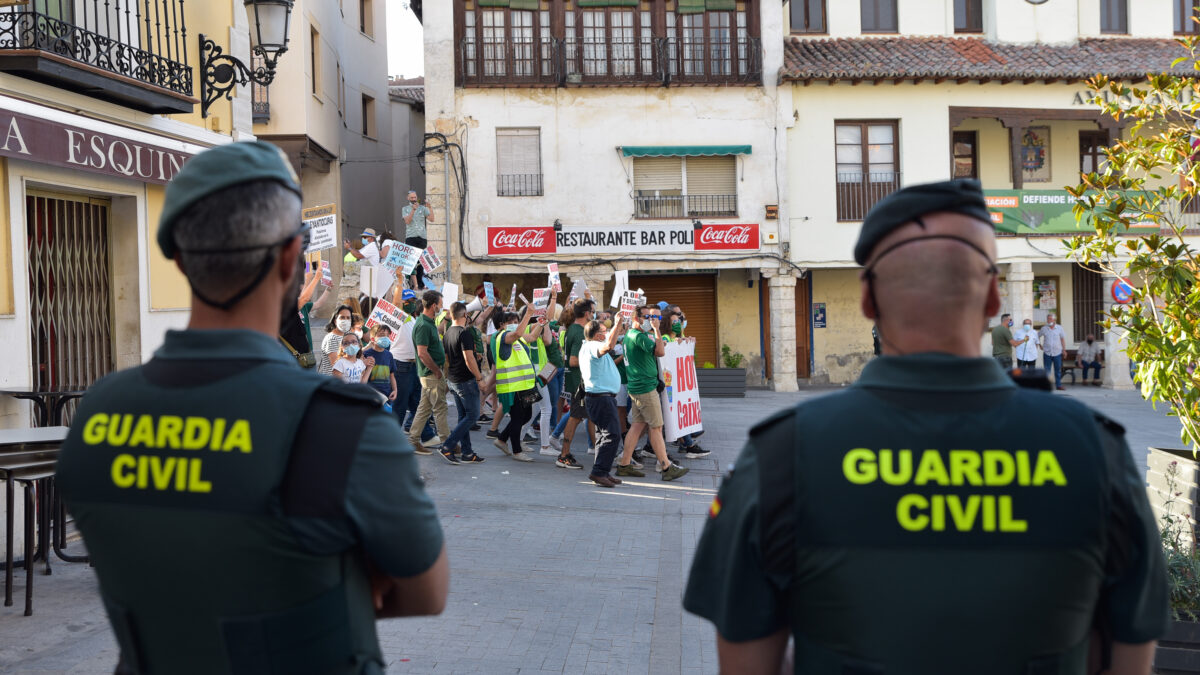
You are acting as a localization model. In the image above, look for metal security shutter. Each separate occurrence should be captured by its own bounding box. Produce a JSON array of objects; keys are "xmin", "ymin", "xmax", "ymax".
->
[
  {"xmin": 685, "ymin": 156, "xmax": 736, "ymax": 195},
  {"xmin": 496, "ymin": 128, "xmax": 541, "ymax": 175},
  {"xmin": 629, "ymin": 273, "xmax": 717, "ymax": 365},
  {"xmin": 633, "ymin": 157, "xmax": 683, "ymax": 191}
]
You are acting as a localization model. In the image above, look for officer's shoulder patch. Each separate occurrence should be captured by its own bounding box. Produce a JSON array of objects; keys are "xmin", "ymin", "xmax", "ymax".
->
[
  {"xmin": 1093, "ymin": 411, "xmax": 1126, "ymax": 437},
  {"xmin": 316, "ymin": 380, "xmax": 385, "ymax": 408},
  {"xmin": 749, "ymin": 407, "xmax": 796, "ymax": 438}
]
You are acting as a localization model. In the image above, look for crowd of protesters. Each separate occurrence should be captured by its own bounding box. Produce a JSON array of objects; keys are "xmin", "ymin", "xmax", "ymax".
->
[{"xmin": 285, "ymin": 217, "xmax": 708, "ymax": 487}]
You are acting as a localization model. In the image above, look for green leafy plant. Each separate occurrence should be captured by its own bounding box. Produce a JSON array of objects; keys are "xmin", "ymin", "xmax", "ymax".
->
[
  {"xmin": 721, "ymin": 345, "xmax": 745, "ymax": 370},
  {"xmin": 1161, "ymin": 460, "xmax": 1200, "ymax": 619},
  {"xmin": 1065, "ymin": 45, "xmax": 1200, "ymax": 452},
  {"xmin": 701, "ymin": 361, "xmax": 716, "ymax": 369}
]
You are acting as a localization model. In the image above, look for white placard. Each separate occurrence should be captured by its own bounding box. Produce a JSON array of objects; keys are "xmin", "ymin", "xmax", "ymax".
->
[
  {"xmin": 442, "ymin": 281, "xmax": 460, "ymax": 303},
  {"xmin": 610, "ymin": 270, "xmax": 629, "ymax": 308},
  {"xmin": 302, "ymin": 203, "xmax": 337, "ymax": 253},
  {"xmin": 659, "ymin": 340, "xmax": 703, "ymax": 442}
]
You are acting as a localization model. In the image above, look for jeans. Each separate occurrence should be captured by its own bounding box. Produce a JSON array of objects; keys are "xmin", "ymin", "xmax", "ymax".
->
[
  {"xmin": 548, "ymin": 369, "xmax": 564, "ymax": 425},
  {"xmin": 584, "ymin": 394, "xmax": 620, "ymax": 478},
  {"xmin": 408, "ymin": 375, "xmax": 449, "ymax": 447},
  {"xmin": 1043, "ymin": 353, "xmax": 1064, "ymax": 388},
  {"xmin": 500, "ymin": 394, "xmax": 532, "ymax": 454},
  {"xmin": 994, "ymin": 356, "xmax": 1012, "ymax": 370},
  {"xmin": 446, "ymin": 379, "xmax": 481, "ymax": 456},
  {"xmin": 395, "ymin": 361, "xmax": 435, "ymax": 442},
  {"xmin": 552, "ymin": 399, "xmax": 571, "ymax": 437},
  {"xmin": 1080, "ymin": 360, "xmax": 1102, "ymax": 380}
]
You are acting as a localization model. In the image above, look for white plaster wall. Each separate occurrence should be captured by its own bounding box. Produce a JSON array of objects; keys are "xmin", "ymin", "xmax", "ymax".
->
[
  {"xmin": 1128, "ymin": 0, "xmax": 1175, "ymax": 38},
  {"xmin": 987, "ymin": 0, "xmax": 1078, "ymax": 44}
]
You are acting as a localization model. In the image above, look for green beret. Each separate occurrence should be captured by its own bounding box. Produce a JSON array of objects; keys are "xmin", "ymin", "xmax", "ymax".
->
[
  {"xmin": 156, "ymin": 141, "xmax": 302, "ymax": 258},
  {"xmin": 854, "ymin": 179, "xmax": 993, "ymax": 266}
]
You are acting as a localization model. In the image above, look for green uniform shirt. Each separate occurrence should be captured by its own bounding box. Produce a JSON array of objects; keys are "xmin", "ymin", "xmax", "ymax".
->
[
  {"xmin": 623, "ymin": 329, "xmax": 659, "ymax": 396},
  {"xmin": 991, "ymin": 323, "xmax": 1014, "ymax": 358},
  {"xmin": 684, "ymin": 353, "xmax": 1168, "ymax": 669},
  {"xmin": 563, "ymin": 323, "xmax": 585, "ymax": 393},
  {"xmin": 413, "ymin": 313, "xmax": 446, "ymax": 377}
]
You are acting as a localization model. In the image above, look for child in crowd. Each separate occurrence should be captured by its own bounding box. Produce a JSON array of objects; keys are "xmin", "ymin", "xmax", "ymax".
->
[{"xmin": 332, "ymin": 333, "xmax": 371, "ymax": 384}]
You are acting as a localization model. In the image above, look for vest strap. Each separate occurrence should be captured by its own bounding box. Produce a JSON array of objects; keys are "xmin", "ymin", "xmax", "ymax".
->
[
  {"xmin": 756, "ymin": 411, "xmax": 799, "ymax": 582},
  {"xmin": 281, "ymin": 384, "xmax": 374, "ymax": 518}
]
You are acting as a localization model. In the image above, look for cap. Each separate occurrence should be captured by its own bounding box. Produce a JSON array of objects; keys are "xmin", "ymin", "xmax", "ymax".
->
[
  {"xmin": 362, "ymin": 228, "xmax": 378, "ymax": 238},
  {"xmin": 402, "ymin": 289, "xmax": 417, "ymax": 300},
  {"xmin": 657, "ymin": 301, "xmax": 669, "ymax": 311},
  {"xmin": 157, "ymin": 141, "xmax": 301, "ymax": 259},
  {"xmin": 854, "ymin": 179, "xmax": 993, "ymax": 266}
]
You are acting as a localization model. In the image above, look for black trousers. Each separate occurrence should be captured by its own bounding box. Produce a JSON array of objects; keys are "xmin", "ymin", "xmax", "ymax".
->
[
  {"xmin": 500, "ymin": 395, "xmax": 532, "ymax": 455},
  {"xmin": 406, "ymin": 236, "xmax": 428, "ymax": 288}
]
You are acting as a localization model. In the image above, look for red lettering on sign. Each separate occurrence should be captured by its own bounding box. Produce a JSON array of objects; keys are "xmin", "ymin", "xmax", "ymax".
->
[
  {"xmin": 694, "ymin": 224, "xmax": 760, "ymax": 251},
  {"xmin": 678, "ymin": 400, "xmax": 702, "ymax": 428},
  {"xmin": 487, "ymin": 226, "xmax": 557, "ymax": 256}
]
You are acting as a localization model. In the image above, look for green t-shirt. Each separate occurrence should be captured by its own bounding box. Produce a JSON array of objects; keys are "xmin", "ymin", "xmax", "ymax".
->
[
  {"xmin": 469, "ymin": 326, "xmax": 485, "ymax": 356},
  {"xmin": 544, "ymin": 332, "xmax": 565, "ymax": 368},
  {"xmin": 623, "ymin": 329, "xmax": 659, "ymax": 396},
  {"xmin": 991, "ymin": 324, "xmax": 1014, "ymax": 358},
  {"xmin": 413, "ymin": 314, "xmax": 446, "ymax": 377},
  {"xmin": 563, "ymin": 323, "xmax": 585, "ymax": 393}
]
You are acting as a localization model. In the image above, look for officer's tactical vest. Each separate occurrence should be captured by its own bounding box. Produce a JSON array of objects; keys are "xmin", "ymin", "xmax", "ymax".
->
[
  {"xmin": 57, "ymin": 358, "xmax": 386, "ymax": 674},
  {"xmin": 756, "ymin": 386, "xmax": 1109, "ymax": 674},
  {"xmin": 494, "ymin": 329, "xmax": 536, "ymax": 394}
]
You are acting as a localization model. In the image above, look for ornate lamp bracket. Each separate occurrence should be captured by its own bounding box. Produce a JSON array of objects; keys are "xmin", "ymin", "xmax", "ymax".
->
[{"xmin": 200, "ymin": 34, "xmax": 280, "ymax": 118}]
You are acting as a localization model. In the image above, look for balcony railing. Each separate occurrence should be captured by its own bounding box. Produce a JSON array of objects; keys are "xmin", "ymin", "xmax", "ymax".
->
[
  {"xmin": 836, "ymin": 172, "xmax": 902, "ymax": 222},
  {"xmin": 498, "ymin": 173, "xmax": 543, "ymax": 197},
  {"xmin": 635, "ymin": 194, "xmax": 737, "ymax": 219},
  {"xmin": 0, "ymin": 0, "xmax": 192, "ymax": 113},
  {"xmin": 251, "ymin": 53, "xmax": 269, "ymax": 122},
  {"xmin": 460, "ymin": 36, "xmax": 762, "ymax": 87}
]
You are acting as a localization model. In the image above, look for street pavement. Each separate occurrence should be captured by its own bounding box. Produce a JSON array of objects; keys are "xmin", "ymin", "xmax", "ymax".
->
[{"xmin": 0, "ymin": 383, "xmax": 1186, "ymax": 674}]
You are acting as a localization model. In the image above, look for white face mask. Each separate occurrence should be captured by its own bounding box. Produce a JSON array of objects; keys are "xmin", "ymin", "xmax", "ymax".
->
[
  {"xmin": 1048, "ymin": 319, "xmax": 1055, "ymax": 326},
  {"xmin": 1023, "ymin": 324, "xmax": 1032, "ymax": 330},
  {"xmin": 641, "ymin": 319, "xmax": 653, "ymax": 332},
  {"xmin": 336, "ymin": 318, "xmax": 351, "ymax": 332}
]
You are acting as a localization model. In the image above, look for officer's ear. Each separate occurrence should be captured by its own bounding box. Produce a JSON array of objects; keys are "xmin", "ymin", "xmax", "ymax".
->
[{"xmin": 860, "ymin": 273, "xmax": 878, "ymax": 321}]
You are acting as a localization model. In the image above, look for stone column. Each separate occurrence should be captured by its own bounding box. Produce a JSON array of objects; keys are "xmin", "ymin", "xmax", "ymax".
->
[
  {"xmin": 1007, "ymin": 261, "xmax": 1034, "ymax": 326},
  {"xmin": 766, "ymin": 271, "xmax": 799, "ymax": 392},
  {"xmin": 1100, "ymin": 274, "xmax": 1136, "ymax": 390}
]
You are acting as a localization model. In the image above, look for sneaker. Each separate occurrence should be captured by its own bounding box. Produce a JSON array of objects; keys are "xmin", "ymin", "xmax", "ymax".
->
[
  {"xmin": 556, "ymin": 454, "xmax": 583, "ymax": 470},
  {"xmin": 631, "ymin": 450, "xmax": 647, "ymax": 465},
  {"xmin": 460, "ymin": 453, "xmax": 486, "ymax": 463},
  {"xmin": 479, "ymin": 413, "xmax": 493, "ymax": 423},
  {"xmin": 486, "ymin": 429, "xmax": 499, "ymax": 439},
  {"xmin": 586, "ymin": 446, "xmax": 596, "ymax": 456},
  {"xmin": 519, "ymin": 443, "xmax": 535, "ymax": 454},
  {"xmin": 539, "ymin": 445, "xmax": 558, "ymax": 456},
  {"xmin": 440, "ymin": 448, "xmax": 460, "ymax": 465},
  {"xmin": 512, "ymin": 452, "xmax": 534, "ymax": 462},
  {"xmin": 471, "ymin": 423, "xmax": 481, "ymax": 431},
  {"xmin": 549, "ymin": 435, "xmax": 563, "ymax": 451},
  {"xmin": 683, "ymin": 446, "xmax": 711, "ymax": 459},
  {"xmin": 412, "ymin": 441, "xmax": 432, "ymax": 456},
  {"xmin": 493, "ymin": 438, "xmax": 513, "ymax": 456},
  {"xmin": 523, "ymin": 432, "xmax": 538, "ymax": 443},
  {"xmin": 629, "ymin": 458, "xmax": 644, "ymax": 470},
  {"xmin": 661, "ymin": 463, "xmax": 690, "ymax": 482},
  {"xmin": 616, "ymin": 464, "xmax": 645, "ymax": 478}
]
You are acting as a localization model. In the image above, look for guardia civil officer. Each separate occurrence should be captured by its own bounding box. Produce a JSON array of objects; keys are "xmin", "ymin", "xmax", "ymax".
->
[
  {"xmin": 683, "ymin": 179, "xmax": 1168, "ymax": 674},
  {"xmin": 56, "ymin": 142, "xmax": 448, "ymax": 674}
]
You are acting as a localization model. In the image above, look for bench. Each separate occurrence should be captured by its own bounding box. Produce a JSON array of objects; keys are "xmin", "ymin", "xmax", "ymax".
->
[{"xmin": 1060, "ymin": 348, "xmax": 1105, "ymax": 385}]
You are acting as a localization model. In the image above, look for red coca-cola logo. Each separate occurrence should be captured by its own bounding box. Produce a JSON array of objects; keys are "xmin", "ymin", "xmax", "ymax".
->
[
  {"xmin": 694, "ymin": 224, "xmax": 759, "ymax": 251},
  {"xmin": 487, "ymin": 226, "xmax": 557, "ymax": 255}
]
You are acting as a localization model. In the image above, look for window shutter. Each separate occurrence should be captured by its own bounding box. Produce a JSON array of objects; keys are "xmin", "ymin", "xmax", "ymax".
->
[
  {"xmin": 628, "ymin": 274, "xmax": 718, "ymax": 366},
  {"xmin": 578, "ymin": 0, "xmax": 639, "ymax": 5},
  {"xmin": 510, "ymin": 0, "xmax": 540, "ymax": 8},
  {"xmin": 685, "ymin": 156, "xmax": 736, "ymax": 195},
  {"xmin": 497, "ymin": 129, "xmax": 541, "ymax": 176},
  {"xmin": 634, "ymin": 157, "xmax": 683, "ymax": 191},
  {"xmin": 706, "ymin": 0, "xmax": 736, "ymax": 9}
]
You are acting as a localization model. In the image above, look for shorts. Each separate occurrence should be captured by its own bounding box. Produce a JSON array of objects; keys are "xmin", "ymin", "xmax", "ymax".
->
[
  {"xmin": 617, "ymin": 384, "xmax": 629, "ymax": 408},
  {"xmin": 629, "ymin": 390, "xmax": 664, "ymax": 427},
  {"xmin": 569, "ymin": 386, "xmax": 589, "ymax": 420}
]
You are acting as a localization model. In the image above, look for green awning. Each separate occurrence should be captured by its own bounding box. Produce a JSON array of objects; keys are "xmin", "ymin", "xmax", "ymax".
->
[
  {"xmin": 621, "ymin": 145, "xmax": 752, "ymax": 158},
  {"xmin": 510, "ymin": 0, "xmax": 540, "ymax": 8},
  {"xmin": 676, "ymin": 0, "xmax": 706, "ymax": 13}
]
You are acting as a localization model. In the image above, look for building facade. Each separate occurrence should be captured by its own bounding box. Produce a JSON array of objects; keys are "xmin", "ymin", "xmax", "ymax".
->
[
  {"xmin": 783, "ymin": 0, "xmax": 1197, "ymax": 385},
  {"xmin": 390, "ymin": 76, "xmax": 427, "ymax": 225},
  {"xmin": 423, "ymin": 0, "xmax": 798, "ymax": 388}
]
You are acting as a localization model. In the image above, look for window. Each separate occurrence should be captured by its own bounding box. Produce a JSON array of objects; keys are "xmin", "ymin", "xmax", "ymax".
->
[
  {"xmin": 564, "ymin": 7, "xmax": 653, "ymax": 80},
  {"xmin": 496, "ymin": 128, "xmax": 543, "ymax": 197},
  {"xmin": 632, "ymin": 156, "xmax": 738, "ymax": 219},
  {"xmin": 952, "ymin": 131, "xmax": 978, "ymax": 179},
  {"xmin": 1079, "ymin": 130, "xmax": 1109, "ymax": 175},
  {"xmin": 791, "ymin": 0, "xmax": 827, "ymax": 33},
  {"xmin": 861, "ymin": 0, "xmax": 897, "ymax": 32},
  {"xmin": 1176, "ymin": 0, "xmax": 1200, "ymax": 34},
  {"xmin": 954, "ymin": 0, "xmax": 982, "ymax": 33},
  {"xmin": 310, "ymin": 27, "xmax": 320, "ymax": 96},
  {"xmin": 835, "ymin": 120, "xmax": 899, "ymax": 221},
  {"xmin": 360, "ymin": 0, "xmax": 374, "ymax": 36},
  {"xmin": 1100, "ymin": 0, "xmax": 1128, "ymax": 33},
  {"xmin": 361, "ymin": 94, "xmax": 375, "ymax": 138}
]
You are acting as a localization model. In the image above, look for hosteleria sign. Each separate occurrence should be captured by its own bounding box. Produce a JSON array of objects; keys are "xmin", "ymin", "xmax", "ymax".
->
[{"xmin": 487, "ymin": 223, "xmax": 759, "ymax": 256}]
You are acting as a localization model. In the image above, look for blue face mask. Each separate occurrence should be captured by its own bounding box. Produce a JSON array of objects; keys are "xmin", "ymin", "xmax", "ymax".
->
[
  {"xmin": 343, "ymin": 344, "xmax": 360, "ymax": 357},
  {"xmin": 681, "ymin": 320, "xmax": 687, "ymax": 330},
  {"xmin": 376, "ymin": 337, "xmax": 392, "ymax": 349},
  {"xmin": 361, "ymin": 237, "xmax": 370, "ymax": 245}
]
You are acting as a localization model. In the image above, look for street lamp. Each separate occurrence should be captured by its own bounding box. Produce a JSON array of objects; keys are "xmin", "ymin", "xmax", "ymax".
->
[{"xmin": 200, "ymin": 0, "xmax": 295, "ymax": 119}]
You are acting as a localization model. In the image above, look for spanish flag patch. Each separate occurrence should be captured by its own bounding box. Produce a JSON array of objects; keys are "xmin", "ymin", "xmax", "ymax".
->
[{"xmin": 708, "ymin": 496, "xmax": 722, "ymax": 519}]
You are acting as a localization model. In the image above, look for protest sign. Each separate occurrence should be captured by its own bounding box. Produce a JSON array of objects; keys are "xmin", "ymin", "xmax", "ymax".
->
[
  {"xmin": 420, "ymin": 245, "xmax": 443, "ymax": 273},
  {"xmin": 548, "ymin": 263, "xmax": 562, "ymax": 293},
  {"xmin": 302, "ymin": 204, "xmax": 337, "ymax": 253},
  {"xmin": 509, "ymin": 284, "xmax": 518, "ymax": 309},
  {"xmin": 443, "ymin": 281, "xmax": 460, "ymax": 304},
  {"xmin": 484, "ymin": 281, "xmax": 496, "ymax": 306},
  {"xmin": 610, "ymin": 270, "xmax": 629, "ymax": 308},
  {"xmin": 382, "ymin": 242, "xmax": 423, "ymax": 275},
  {"xmin": 364, "ymin": 298, "xmax": 410, "ymax": 333},
  {"xmin": 659, "ymin": 340, "xmax": 703, "ymax": 441},
  {"xmin": 567, "ymin": 279, "xmax": 587, "ymax": 304},
  {"xmin": 618, "ymin": 289, "xmax": 643, "ymax": 325},
  {"xmin": 533, "ymin": 288, "xmax": 551, "ymax": 320},
  {"xmin": 320, "ymin": 260, "xmax": 332, "ymax": 288}
]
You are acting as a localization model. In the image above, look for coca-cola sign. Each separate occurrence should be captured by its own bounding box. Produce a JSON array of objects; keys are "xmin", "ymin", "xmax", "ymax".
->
[
  {"xmin": 694, "ymin": 223, "xmax": 760, "ymax": 251},
  {"xmin": 487, "ymin": 226, "xmax": 556, "ymax": 255}
]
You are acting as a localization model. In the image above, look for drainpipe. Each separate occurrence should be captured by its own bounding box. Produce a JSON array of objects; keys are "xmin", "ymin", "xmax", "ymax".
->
[{"xmin": 444, "ymin": 147, "xmax": 451, "ymax": 284}]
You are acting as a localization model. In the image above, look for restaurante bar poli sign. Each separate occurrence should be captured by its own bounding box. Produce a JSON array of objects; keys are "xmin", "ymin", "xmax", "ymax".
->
[{"xmin": 487, "ymin": 223, "xmax": 760, "ymax": 256}]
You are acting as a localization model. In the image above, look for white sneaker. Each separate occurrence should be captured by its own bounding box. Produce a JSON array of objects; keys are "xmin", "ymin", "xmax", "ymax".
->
[
  {"xmin": 512, "ymin": 452, "xmax": 534, "ymax": 462},
  {"xmin": 493, "ymin": 439, "xmax": 512, "ymax": 456},
  {"xmin": 519, "ymin": 443, "xmax": 535, "ymax": 454},
  {"xmin": 539, "ymin": 445, "xmax": 557, "ymax": 456},
  {"xmin": 630, "ymin": 458, "xmax": 644, "ymax": 470},
  {"xmin": 549, "ymin": 436, "xmax": 563, "ymax": 451},
  {"xmin": 587, "ymin": 446, "xmax": 596, "ymax": 456}
]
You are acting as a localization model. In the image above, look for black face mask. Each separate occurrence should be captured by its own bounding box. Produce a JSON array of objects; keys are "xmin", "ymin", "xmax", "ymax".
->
[
  {"xmin": 280, "ymin": 254, "xmax": 304, "ymax": 332},
  {"xmin": 1087, "ymin": 339, "xmax": 1094, "ymax": 344}
]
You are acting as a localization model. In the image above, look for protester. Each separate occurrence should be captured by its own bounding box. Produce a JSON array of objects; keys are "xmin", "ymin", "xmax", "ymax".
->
[
  {"xmin": 552, "ymin": 298, "xmax": 595, "ymax": 469},
  {"xmin": 332, "ymin": 333, "xmax": 370, "ymax": 384},
  {"xmin": 616, "ymin": 306, "xmax": 690, "ymax": 481},
  {"xmin": 408, "ymin": 290, "xmax": 450, "ymax": 454},
  {"xmin": 442, "ymin": 302, "xmax": 486, "ymax": 464},
  {"xmin": 990, "ymin": 313, "xmax": 1022, "ymax": 370},
  {"xmin": 402, "ymin": 191, "xmax": 434, "ymax": 289},
  {"xmin": 493, "ymin": 308, "xmax": 539, "ymax": 461},
  {"xmin": 1039, "ymin": 312, "xmax": 1068, "ymax": 390},
  {"xmin": 1077, "ymin": 333, "xmax": 1103, "ymax": 386},
  {"xmin": 320, "ymin": 304, "xmax": 355, "ymax": 375},
  {"xmin": 362, "ymin": 325, "xmax": 398, "ymax": 405},
  {"xmin": 1014, "ymin": 318, "xmax": 1038, "ymax": 369},
  {"xmin": 524, "ymin": 317, "xmax": 558, "ymax": 458},
  {"xmin": 578, "ymin": 319, "xmax": 629, "ymax": 488},
  {"xmin": 545, "ymin": 306, "xmax": 566, "ymax": 426}
]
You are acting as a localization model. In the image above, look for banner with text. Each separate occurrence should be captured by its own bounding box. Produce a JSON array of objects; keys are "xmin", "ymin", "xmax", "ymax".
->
[
  {"xmin": 383, "ymin": 242, "xmax": 423, "ymax": 275},
  {"xmin": 659, "ymin": 340, "xmax": 703, "ymax": 442},
  {"xmin": 302, "ymin": 203, "xmax": 337, "ymax": 253},
  {"xmin": 983, "ymin": 190, "xmax": 1156, "ymax": 234},
  {"xmin": 364, "ymin": 298, "xmax": 411, "ymax": 333},
  {"xmin": 487, "ymin": 224, "xmax": 760, "ymax": 256}
]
